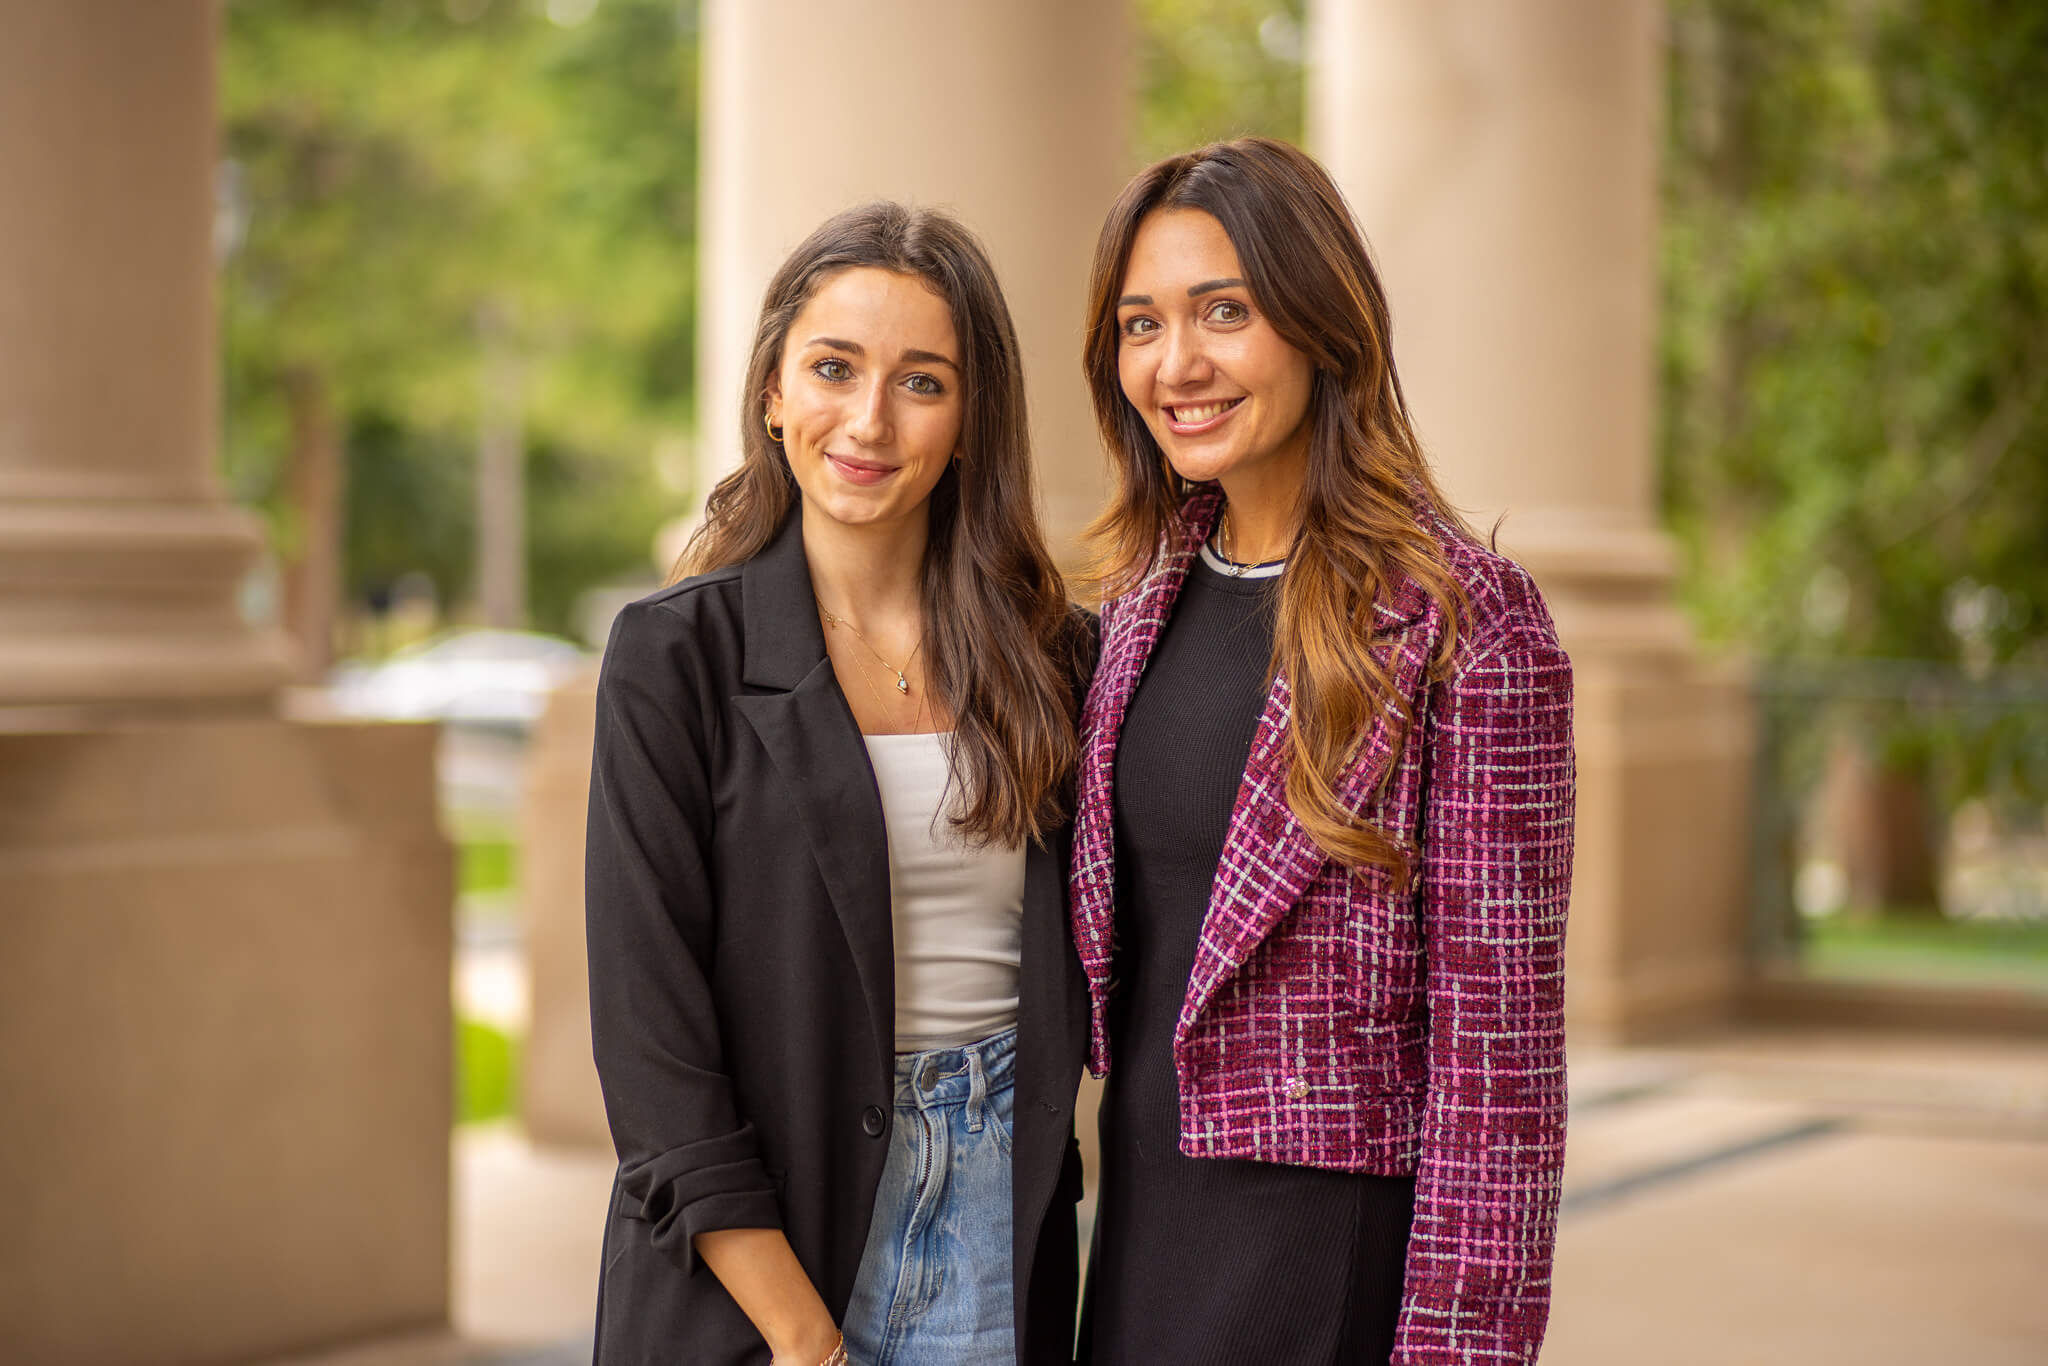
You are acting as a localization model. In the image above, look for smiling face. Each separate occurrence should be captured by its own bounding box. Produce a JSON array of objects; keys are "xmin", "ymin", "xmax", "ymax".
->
[
  {"xmin": 767, "ymin": 267, "xmax": 964, "ymax": 535},
  {"xmin": 1115, "ymin": 207, "xmax": 1316, "ymax": 495}
]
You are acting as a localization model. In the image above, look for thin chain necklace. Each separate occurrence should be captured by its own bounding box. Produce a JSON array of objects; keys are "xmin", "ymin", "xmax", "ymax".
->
[
  {"xmin": 819, "ymin": 606, "xmax": 922, "ymax": 696},
  {"xmin": 1216, "ymin": 507, "xmax": 1289, "ymax": 578},
  {"xmin": 825, "ymin": 611, "xmax": 931, "ymax": 734},
  {"xmin": 841, "ymin": 639, "xmax": 930, "ymax": 732}
]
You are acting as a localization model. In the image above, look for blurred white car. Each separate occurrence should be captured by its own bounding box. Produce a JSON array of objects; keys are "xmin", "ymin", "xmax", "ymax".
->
[{"xmin": 327, "ymin": 629, "xmax": 590, "ymax": 731}]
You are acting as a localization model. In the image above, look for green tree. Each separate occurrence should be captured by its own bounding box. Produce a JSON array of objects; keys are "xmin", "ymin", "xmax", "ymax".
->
[
  {"xmin": 1662, "ymin": 0, "xmax": 2048, "ymax": 913},
  {"xmin": 1135, "ymin": 0, "xmax": 1306, "ymax": 163},
  {"xmin": 1661, "ymin": 0, "xmax": 2048, "ymax": 666},
  {"xmin": 221, "ymin": 0, "xmax": 696, "ymax": 653}
]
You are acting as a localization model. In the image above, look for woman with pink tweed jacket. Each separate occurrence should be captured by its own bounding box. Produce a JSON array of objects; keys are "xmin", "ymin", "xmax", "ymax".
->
[{"xmin": 1068, "ymin": 138, "xmax": 1575, "ymax": 1365}]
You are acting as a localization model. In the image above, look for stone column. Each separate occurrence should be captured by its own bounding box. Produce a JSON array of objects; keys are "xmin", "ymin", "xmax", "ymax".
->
[
  {"xmin": 0, "ymin": 5, "xmax": 453, "ymax": 1361},
  {"xmin": 524, "ymin": 0, "xmax": 1134, "ymax": 1144},
  {"xmin": 0, "ymin": 3, "xmax": 295, "ymax": 710},
  {"xmin": 1308, "ymin": 0, "xmax": 1754, "ymax": 1039},
  {"xmin": 520, "ymin": 668, "xmax": 609, "ymax": 1149}
]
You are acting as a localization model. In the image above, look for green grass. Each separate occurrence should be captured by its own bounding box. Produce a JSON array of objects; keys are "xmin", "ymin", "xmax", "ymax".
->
[
  {"xmin": 456, "ymin": 1015, "xmax": 522, "ymax": 1125},
  {"xmin": 1801, "ymin": 913, "xmax": 2048, "ymax": 993},
  {"xmin": 458, "ymin": 834, "xmax": 518, "ymax": 898}
]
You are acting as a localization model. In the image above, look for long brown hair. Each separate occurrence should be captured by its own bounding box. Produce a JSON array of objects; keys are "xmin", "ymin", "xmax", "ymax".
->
[
  {"xmin": 1082, "ymin": 137, "xmax": 1471, "ymax": 881},
  {"xmin": 679, "ymin": 202, "xmax": 1085, "ymax": 847}
]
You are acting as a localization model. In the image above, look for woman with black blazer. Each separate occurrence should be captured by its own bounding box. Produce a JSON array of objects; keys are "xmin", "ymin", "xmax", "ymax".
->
[
  {"xmin": 585, "ymin": 202, "xmax": 1092, "ymax": 1366},
  {"xmin": 1070, "ymin": 139, "xmax": 1575, "ymax": 1364}
]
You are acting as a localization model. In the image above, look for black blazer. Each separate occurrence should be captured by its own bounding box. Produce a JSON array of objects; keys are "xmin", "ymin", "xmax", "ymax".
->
[{"xmin": 585, "ymin": 509, "xmax": 1091, "ymax": 1366}]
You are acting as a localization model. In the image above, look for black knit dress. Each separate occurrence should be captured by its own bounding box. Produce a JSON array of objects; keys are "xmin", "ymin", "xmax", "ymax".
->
[{"xmin": 1079, "ymin": 554, "xmax": 1416, "ymax": 1366}]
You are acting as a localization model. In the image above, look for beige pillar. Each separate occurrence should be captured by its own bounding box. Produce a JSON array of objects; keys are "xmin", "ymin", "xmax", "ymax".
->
[
  {"xmin": 1309, "ymin": 0, "xmax": 1754, "ymax": 1039},
  {"xmin": 524, "ymin": 0, "xmax": 1134, "ymax": 1144},
  {"xmin": 521, "ymin": 668, "xmax": 609, "ymax": 1149},
  {"xmin": 0, "ymin": 2, "xmax": 295, "ymax": 710},
  {"xmin": 0, "ymin": 5, "xmax": 454, "ymax": 1360}
]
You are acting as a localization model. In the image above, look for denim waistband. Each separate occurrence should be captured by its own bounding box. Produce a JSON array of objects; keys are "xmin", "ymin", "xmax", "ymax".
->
[{"xmin": 889, "ymin": 1026, "xmax": 1017, "ymax": 1117}]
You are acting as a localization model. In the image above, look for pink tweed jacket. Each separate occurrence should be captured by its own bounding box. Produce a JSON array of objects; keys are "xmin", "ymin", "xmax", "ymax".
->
[{"xmin": 1069, "ymin": 488, "xmax": 1574, "ymax": 1366}]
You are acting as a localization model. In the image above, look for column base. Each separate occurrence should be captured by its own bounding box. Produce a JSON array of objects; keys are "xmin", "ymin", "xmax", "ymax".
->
[
  {"xmin": 519, "ymin": 670, "xmax": 612, "ymax": 1150},
  {"xmin": 1565, "ymin": 654, "xmax": 1757, "ymax": 1044},
  {"xmin": 0, "ymin": 717, "xmax": 454, "ymax": 1366},
  {"xmin": 0, "ymin": 498, "xmax": 296, "ymax": 709}
]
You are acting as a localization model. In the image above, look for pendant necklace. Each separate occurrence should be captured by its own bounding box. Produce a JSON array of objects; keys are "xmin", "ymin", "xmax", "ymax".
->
[{"xmin": 819, "ymin": 606, "xmax": 921, "ymax": 696}]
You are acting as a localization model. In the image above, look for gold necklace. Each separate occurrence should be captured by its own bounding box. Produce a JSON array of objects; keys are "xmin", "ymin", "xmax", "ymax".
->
[
  {"xmin": 832, "ymin": 627, "xmax": 932, "ymax": 734},
  {"xmin": 1218, "ymin": 507, "xmax": 1286, "ymax": 577},
  {"xmin": 819, "ymin": 606, "xmax": 921, "ymax": 696},
  {"xmin": 1219, "ymin": 509, "xmax": 1249, "ymax": 578},
  {"xmin": 845, "ymin": 645, "xmax": 902, "ymax": 718}
]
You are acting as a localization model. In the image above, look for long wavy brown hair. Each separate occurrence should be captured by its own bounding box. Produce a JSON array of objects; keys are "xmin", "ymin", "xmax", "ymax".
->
[
  {"xmin": 1083, "ymin": 137, "xmax": 1471, "ymax": 882},
  {"xmin": 678, "ymin": 202, "xmax": 1086, "ymax": 847}
]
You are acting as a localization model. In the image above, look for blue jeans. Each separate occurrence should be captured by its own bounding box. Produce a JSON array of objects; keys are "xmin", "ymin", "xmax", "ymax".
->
[{"xmin": 841, "ymin": 1027, "xmax": 1017, "ymax": 1366}]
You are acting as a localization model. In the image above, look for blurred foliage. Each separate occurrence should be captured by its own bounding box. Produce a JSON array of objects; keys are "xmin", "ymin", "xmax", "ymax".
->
[
  {"xmin": 1136, "ymin": 0, "xmax": 1305, "ymax": 162},
  {"xmin": 1661, "ymin": 0, "xmax": 2048, "ymax": 669},
  {"xmin": 343, "ymin": 411, "xmax": 475, "ymax": 609},
  {"xmin": 217, "ymin": 0, "xmax": 1310, "ymax": 645},
  {"xmin": 221, "ymin": 0, "xmax": 696, "ymax": 639},
  {"xmin": 458, "ymin": 829, "xmax": 519, "ymax": 899},
  {"xmin": 456, "ymin": 1014, "xmax": 519, "ymax": 1125},
  {"xmin": 1669, "ymin": 0, "xmax": 2048, "ymax": 923}
]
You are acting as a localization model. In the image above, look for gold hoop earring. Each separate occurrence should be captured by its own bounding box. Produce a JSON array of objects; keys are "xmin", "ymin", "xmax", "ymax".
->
[{"xmin": 764, "ymin": 410, "xmax": 784, "ymax": 444}]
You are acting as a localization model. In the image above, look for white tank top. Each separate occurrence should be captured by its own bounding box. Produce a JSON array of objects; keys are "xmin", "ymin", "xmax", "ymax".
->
[{"xmin": 861, "ymin": 731, "xmax": 1024, "ymax": 1051}]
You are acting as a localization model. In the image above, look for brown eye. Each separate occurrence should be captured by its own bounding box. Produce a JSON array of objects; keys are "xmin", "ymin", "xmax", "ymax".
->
[
  {"xmin": 1207, "ymin": 300, "xmax": 1249, "ymax": 324},
  {"xmin": 813, "ymin": 358, "xmax": 852, "ymax": 382}
]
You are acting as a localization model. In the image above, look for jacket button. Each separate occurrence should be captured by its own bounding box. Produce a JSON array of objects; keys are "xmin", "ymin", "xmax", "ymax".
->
[
  {"xmin": 861, "ymin": 1105, "xmax": 886, "ymax": 1138},
  {"xmin": 1283, "ymin": 1075, "xmax": 1310, "ymax": 1101}
]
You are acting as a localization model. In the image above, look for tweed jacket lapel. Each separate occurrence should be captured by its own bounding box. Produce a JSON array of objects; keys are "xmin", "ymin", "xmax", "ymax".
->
[
  {"xmin": 1070, "ymin": 485, "xmax": 1438, "ymax": 1075},
  {"xmin": 1069, "ymin": 488, "xmax": 1221, "ymax": 1073},
  {"xmin": 1174, "ymin": 581, "xmax": 1434, "ymax": 1050}
]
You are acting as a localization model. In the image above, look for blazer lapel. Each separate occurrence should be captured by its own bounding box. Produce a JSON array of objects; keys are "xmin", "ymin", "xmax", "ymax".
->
[
  {"xmin": 729, "ymin": 511, "xmax": 895, "ymax": 1074},
  {"xmin": 1070, "ymin": 488, "xmax": 1224, "ymax": 1074},
  {"xmin": 1176, "ymin": 559, "xmax": 1437, "ymax": 1046}
]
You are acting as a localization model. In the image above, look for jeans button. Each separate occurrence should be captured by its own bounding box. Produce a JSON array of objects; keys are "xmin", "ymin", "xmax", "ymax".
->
[
  {"xmin": 861, "ymin": 1105, "xmax": 886, "ymax": 1138},
  {"xmin": 917, "ymin": 1059, "xmax": 940, "ymax": 1092}
]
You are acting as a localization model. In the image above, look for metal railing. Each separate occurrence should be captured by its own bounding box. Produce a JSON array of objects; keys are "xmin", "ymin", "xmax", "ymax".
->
[{"xmin": 1749, "ymin": 661, "xmax": 2048, "ymax": 993}]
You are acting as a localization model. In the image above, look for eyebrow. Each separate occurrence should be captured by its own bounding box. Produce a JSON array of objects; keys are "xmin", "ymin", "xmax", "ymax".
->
[
  {"xmin": 1115, "ymin": 277, "xmax": 1249, "ymax": 309},
  {"xmin": 805, "ymin": 337, "xmax": 958, "ymax": 371}
]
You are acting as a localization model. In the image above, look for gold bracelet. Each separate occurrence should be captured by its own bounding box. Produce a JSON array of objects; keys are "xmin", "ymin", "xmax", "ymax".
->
[{"xmin": 818, "ymin": 1333, "xmax": 848, "ymax": 1366}]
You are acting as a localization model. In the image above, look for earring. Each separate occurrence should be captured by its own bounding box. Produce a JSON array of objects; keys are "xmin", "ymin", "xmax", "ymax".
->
[{"xmin": 764, "ymin": 410, "xmax": 784, "ymax": 444}]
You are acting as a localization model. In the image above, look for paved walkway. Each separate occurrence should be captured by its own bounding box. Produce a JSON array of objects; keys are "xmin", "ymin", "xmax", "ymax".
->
[
  {"xmin": 1547, "ymin": 1031, "xmax": 2047, "ymax": 1365},
  {"xmin": 269, "ymin": 1027, "xmax": 2048, "ymax": 1365}
]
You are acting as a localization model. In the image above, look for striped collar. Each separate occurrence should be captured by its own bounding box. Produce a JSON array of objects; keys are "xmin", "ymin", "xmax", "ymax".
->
[{"xmin": 1196, "ymin": 538, "xmax": 1286, "ymax": 579}]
